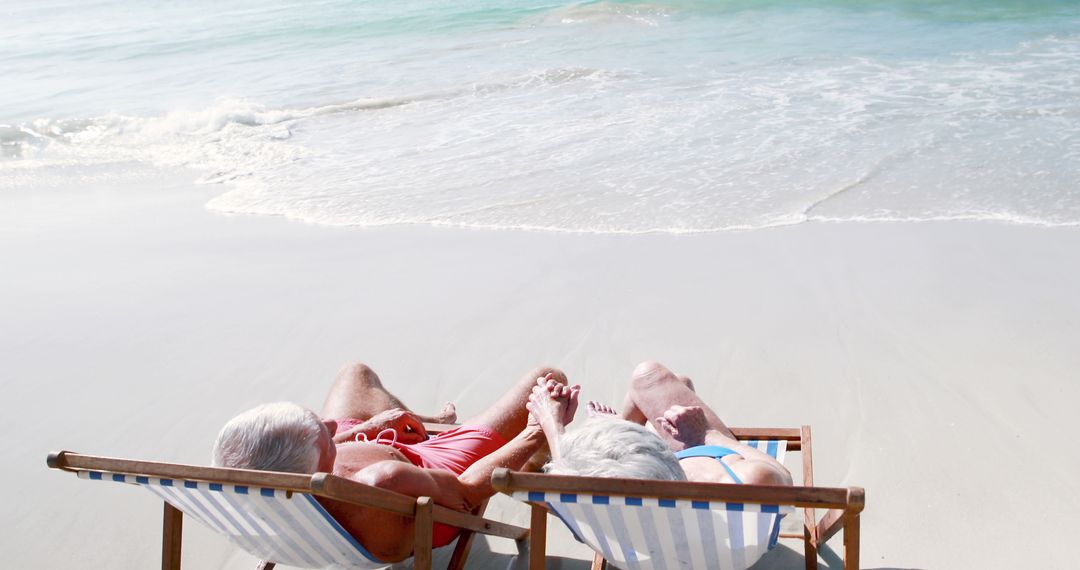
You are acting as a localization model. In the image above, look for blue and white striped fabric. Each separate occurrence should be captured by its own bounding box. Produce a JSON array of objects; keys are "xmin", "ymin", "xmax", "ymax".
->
[
  {"xmin": 76, "ymin": 470, "xmax": 386, "ymax": 569},
  {"xmin": 739, "ymin": 440, "xmax": 787, "ymax": 466},
  {"xmin": 513, "ymin": 439, "xmax": 792, "ymax": 570}
]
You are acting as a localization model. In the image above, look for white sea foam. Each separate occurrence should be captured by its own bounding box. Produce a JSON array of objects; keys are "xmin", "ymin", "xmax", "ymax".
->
[
  {"xmin": 538, "ymin": 2, "xmax": 675, "ymax": 27},
  {"xmin": 4, "ymin": 1, "xmax": 1079, "ymax": 233}
]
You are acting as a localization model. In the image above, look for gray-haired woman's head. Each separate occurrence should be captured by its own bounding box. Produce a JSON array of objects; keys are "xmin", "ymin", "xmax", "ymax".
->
[
  {"xmin": 212, "ymin": 402, "xmax": 326, "ymax": 474},
  {"xmin": 546, "ymin": 417, "xmax": 686, "ymax": 481}
]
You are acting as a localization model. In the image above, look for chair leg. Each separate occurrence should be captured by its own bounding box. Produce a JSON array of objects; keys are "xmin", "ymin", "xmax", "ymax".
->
[
  {"xmin": 255, "ymin": 562, "xmax": 275, "ymax": 570},
  {"xmin": 447, "ymin": 531, "xmax": 477, "ymax": 570},
  {"xmin": 529, "ymin": 504, "xmax": 547, "ymax": 570},
  {"xmin": 803, "ymin": 524, "xmax": 818, "ymax": 570},
  {"xmin": 162, "ymin": 502, "xmax": 183, "ymax": 570},
  {"xmin": 801, "ymin": 425, "xmax": 818, "ymax": 570},
  {"xmin": 843, "ymin": 513, "xmax": 860, "ymax": 570},
  {"xmin": 414, "ymin": 497, "xmax": 434, "ymax": 570},
  {"xmin": 590, "ymin": 552, "xmax": 607, "ymax": 570},
  {"xmin": 448, "ymin": 500, "xmax": 489, "ymax": 570}
]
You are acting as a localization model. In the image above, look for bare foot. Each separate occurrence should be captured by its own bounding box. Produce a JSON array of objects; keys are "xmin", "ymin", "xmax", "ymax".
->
[
  {"xmin": 434, "ymin": 402, "xmax": 457, "ymax": 424},
  {"xmin": 656, "ymin": 405, "xmax": 709, "ymax": 448},
  {"xmin": 586, "ymin": 400, "xmax": 618, "ymax": 418},
  {"xmin": 414, "ymin": 402, "xmax": 457, "ymax": 425}
]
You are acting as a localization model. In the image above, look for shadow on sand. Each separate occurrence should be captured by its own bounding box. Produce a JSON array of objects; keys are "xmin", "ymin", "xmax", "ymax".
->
[{"xmin": 390, "ymin": 537, "xmax": 922, "ymax": 570}]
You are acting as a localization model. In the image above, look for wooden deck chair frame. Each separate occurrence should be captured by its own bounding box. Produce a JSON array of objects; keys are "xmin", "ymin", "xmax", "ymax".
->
[
  {"xmin": 46, "ymin": 423, "xmax": 528, "ymax": 570},
  {"xmin": 491, "ymin": 425, "xmax": 864, "ymax": 570}
]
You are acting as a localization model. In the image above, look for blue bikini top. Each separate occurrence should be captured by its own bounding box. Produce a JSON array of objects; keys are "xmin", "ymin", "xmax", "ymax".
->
[{"xmin": 674, "ymin": 445, "xmax": 744, "ymax": 484}]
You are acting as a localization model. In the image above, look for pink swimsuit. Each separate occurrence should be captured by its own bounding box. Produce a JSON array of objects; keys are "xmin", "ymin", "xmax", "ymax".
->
[{"xmin": 332, "ymin": 419, "xmax": 507, "ymax": 547}]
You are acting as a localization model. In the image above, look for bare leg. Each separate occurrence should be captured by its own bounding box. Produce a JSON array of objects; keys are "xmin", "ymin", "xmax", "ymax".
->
[
  {"xmin": 624, "ymin": 361, "xmax": 735, "ymax": 451},
  {"xmin": 464, "ymin": 366, "xmax": 568, "ymax": 442},
  {"xmin": 628, "ymin": 361, "xmax": 793, "ymax": 485},
  {"xmin": 618, "ymin": 392, "xmax": 648, "ymax": 425},
  {"xmin": 321, "ymin": 362, "xmax": 456, "ymax": 423},
  {"xmin": 678, "ymin": 375, "xmax": 696, "ymax": 392},
  {"xmin": 620, "ymin": 370, "xmax": 696, "ymax": 427}
]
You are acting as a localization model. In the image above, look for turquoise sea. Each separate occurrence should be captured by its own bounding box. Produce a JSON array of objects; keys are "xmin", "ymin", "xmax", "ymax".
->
[{"xmin": 3, "ymin": 0, "xmax": 1079, "ymax": 232}]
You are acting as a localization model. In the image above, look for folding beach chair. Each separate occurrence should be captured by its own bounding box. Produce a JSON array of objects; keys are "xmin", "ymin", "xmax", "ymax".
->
[
  {"xmin": 47, "ymin": 425, "xmax": 529, "ymax": 570},
  {"xmin": 492, "ymin": 426, "xmax": 864, "ymax": 570}
]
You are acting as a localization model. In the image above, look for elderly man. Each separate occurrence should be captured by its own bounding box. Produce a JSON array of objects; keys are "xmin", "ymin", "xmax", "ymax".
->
[{"xmin": 213, "ymin": 361, "xmax": 571, "ymax": 563}]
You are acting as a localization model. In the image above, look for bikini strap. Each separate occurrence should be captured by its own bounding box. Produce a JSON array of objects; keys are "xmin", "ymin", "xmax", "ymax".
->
[
  {"xmin": 673, "ymin": 445, "xmax": 741, "ymax": 460},
  {"xmin": 674, "ymin": 445, "xmax": 744, "ymax": 484}
]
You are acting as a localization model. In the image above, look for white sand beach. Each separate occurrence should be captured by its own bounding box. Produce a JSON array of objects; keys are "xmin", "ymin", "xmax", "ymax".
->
[{"xmin": 4, "ymin": 172, "xmax": 1079, "ymax": 568}]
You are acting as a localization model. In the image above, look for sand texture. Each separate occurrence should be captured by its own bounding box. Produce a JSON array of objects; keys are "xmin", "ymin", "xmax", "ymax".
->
[{"xmin": 4, "ymin": 175, "xmax": 1079, "ymax": 569}]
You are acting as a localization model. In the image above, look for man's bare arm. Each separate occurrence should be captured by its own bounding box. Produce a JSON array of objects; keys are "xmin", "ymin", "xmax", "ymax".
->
[
  {"xmin": 332, "ymin": 409, "xmax": 429, "ymax": 445},
  {"xmin": 456, "ymin": 424, "xmax": 546, "ymax": 506},
  {"xmin": 354, "ymin": 460, "xmax": 475, "ymax": 511},
  {"xmin": 355, "ymin": 425, "xmax": 547, "ymax": 512}
]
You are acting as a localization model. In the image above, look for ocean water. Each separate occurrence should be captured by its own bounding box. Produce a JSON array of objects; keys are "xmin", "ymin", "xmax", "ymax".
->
[{"xmin": 3, "ymin": 0, "xmax": 1079, "ymax": 233}]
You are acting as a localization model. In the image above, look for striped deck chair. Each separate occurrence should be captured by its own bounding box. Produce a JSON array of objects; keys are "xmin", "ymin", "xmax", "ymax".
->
[
  {"xmin": 492, "ymin": 426, "xmax": 865, "ymax": 570},
  {"xmin": 47, "ymin": 429, "xmax": 528, "ymax": 570}
]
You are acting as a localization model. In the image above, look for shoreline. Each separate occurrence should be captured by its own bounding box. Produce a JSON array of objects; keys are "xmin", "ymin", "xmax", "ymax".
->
[{"xmin": 4, "ymin": 175, "xmax": 1079, "ymax": 568}]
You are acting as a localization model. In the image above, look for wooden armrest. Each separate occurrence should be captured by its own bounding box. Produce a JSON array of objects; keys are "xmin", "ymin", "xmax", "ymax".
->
[
  {"xmin": 814, "ymin": 487, "xmax": 866, "ymax": 547},
  {"xmin": 423, "ymin": 422, "xmax": 459, "ymax": 435},
  {"xmin": 493, "ymin": 469, "xmax": 860, "ymax": 511},
  {"xmin": 48, "ymin": 451, "xmax": 316, "ymax": 493},
  {"xmin": 431, "ymin": 504, "xmax": 528, "ymax": 541},
  {"xmin": 313, "ymin": 473, "xmax": 527, "ymax": 540}
]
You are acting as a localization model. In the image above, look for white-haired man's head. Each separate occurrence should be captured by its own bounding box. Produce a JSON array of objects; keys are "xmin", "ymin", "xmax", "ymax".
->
[
  {"xmin": 212, "ymin": 402, "xmax": 336, "ymax": 474},
  {"xmin": 546, "ymin": 417, "xmax": 686, "ymax": 481}
]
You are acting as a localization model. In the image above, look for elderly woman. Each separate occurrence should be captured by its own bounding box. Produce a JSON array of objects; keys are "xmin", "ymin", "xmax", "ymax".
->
[{"xmin": 528, "ymin": 361, "xmax": 792, "ymax": 486}]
